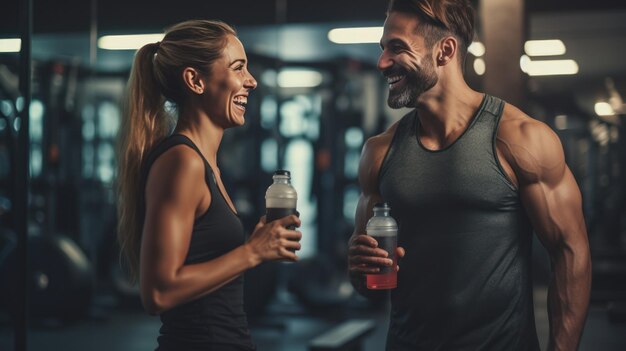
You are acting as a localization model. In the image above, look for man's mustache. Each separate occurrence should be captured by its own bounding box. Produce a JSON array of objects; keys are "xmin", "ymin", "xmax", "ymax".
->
[{"xmin": 382, "ymin": 66, "xmax": 406, "ymax": 78}]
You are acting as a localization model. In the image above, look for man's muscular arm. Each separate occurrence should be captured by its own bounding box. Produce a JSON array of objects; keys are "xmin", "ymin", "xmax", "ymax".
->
[
  {"xmin": 498, "ymin": 111, "xmax": 591, "ymax": 351},
  {"xmin": 348, "ymin": 124, "xmax": 404, "ymax": 299}
]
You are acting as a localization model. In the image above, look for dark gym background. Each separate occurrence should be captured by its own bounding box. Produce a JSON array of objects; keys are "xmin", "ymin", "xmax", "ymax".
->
[{"xmin": 1, "ymin": 0, "xmax": 626, "ymax": 350}]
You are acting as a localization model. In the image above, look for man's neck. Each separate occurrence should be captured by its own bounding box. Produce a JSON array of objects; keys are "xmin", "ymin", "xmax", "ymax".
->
[{"xmin": 414, "ymin": 77, "xmax": 484, "ymax": 148}]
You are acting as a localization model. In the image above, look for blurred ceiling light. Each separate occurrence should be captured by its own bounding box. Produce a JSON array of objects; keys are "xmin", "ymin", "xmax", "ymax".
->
[
  {"xmin": 523, "ymin": 59, "xmax": 579, "ymax": 76},
  {"xmin": 594, "ymin": 102, "xmax": 615, "ymax": 117},
  {"xmin": 554, "ymin": 114, "xmax": 568, "ymax": 130},
  {"xmin": 261, "ymin": 70, "xmax": 277, "ymax": 87},
  {"xmin": 473, "ymin": 58, "xmax": 486, "ymax": 75},
  {"xmin": 98, "ymin": 34, "xmax": 164, "ymax": 50},
  {"xmin": 524, "ymin": 39, "xmax": 566, "ymax": 56},
  {"xmin": 328, "ymin": 27, "xmax": 383, "ymax": 44},
  {"xmin": 0, "ymin": 38, "xmax": 21, "ymax": 53},
  {"xmin": 467, "ymin": 42, "xmax": 485, "ymax": 57},
  {"xmin": 277, "ymin": 69, "xmax": 323, "ymax": 88},
  {"xmin": 519, "ymin": 55, "xmax": 531, "ymax": 73}
]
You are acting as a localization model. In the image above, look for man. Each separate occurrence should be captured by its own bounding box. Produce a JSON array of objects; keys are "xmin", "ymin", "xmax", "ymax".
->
[{"xmin": 347, "ymin": 0, "xmax": 592, "ymax": 350}]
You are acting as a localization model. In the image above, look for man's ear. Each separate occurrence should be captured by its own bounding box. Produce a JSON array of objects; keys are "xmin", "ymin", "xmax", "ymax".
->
[
  {"xmin": 182, "ymin": 67, "xmax": 205, "ymax": 94},
  {"xmin": 437, "ymin": 36, "xmax": 458, "ymax": 66}
]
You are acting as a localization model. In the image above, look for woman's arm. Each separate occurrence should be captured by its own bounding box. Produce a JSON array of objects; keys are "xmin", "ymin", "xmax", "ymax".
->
[{"xmin": 140, "ymin": 145, "xmax": 300, "ymax": 314}]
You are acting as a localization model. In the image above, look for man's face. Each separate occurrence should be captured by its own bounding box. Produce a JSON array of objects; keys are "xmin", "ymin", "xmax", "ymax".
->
[{"xmin": 378, "ymin": 12, "xmax": 438, "ymax": 109}]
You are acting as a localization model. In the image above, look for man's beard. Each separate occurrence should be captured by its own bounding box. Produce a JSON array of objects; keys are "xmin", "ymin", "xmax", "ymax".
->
[{"xmin": 386, "ymin": 59, "xmax": 438, "ymax": 109}]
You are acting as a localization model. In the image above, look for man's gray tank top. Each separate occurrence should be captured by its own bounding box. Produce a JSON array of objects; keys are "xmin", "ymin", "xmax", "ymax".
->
[{"xmin": 379, "ymin": 95, "xmax": 540, "ymax": 350}]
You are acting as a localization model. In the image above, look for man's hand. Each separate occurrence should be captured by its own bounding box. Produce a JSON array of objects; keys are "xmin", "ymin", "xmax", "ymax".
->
[{"xmin": 348, "ymin": 234, "xmax": 405, "ymax": 275}]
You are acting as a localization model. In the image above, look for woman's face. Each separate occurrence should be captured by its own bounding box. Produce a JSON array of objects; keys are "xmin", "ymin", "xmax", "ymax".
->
[{"xmin": 203, "ymin": 35, "xmax": 257, "ymax": 128}]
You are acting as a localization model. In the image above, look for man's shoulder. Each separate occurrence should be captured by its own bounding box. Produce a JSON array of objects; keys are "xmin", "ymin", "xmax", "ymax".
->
[
  {"xmin": 358, "ymin": 112, "xmax": 412, "ymax": 187},
  {"xmin": 363, "ymin": 110, "xmax": 413, "ymax": 156},
  {"xmin": 498, "ymin": 102, "xmax": 557, "ymax": 146},
  {"xmin": 496, "ymin": 102, "xmax": 564, "ymax": 181}
]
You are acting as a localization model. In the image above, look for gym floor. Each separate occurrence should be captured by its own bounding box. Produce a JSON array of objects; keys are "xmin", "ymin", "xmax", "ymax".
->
[{"xmin": 0, "ymin": 287, "xmax": 624, "ymax": 351}]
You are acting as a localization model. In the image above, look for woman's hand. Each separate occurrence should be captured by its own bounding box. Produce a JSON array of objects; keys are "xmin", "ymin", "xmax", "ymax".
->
[{"xmin": 246, "ymin": 215, "xmax": 302, "ymax": 263}]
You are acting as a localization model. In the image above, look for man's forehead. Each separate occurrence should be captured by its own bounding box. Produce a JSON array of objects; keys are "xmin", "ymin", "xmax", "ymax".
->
[{"xmin": 383, "ymin": 12, "xmax": 421, "ymax": 38}]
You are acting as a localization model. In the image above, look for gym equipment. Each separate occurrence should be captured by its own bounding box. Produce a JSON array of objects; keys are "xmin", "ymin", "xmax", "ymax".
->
[
  {"xmin": 309, "ymin": 319, "xmax": 375, "ymax": 351},
  {"xmin": 0, "ymin": 64, "xmax": 18, "ymax": 229},
  {"xmin": 0, "ymin": 227, "xmax": 16, "ymax": 271},
  {"xmin": 107, "ymin": 246, "xmax": 141, "ymax": 307},
  {"xmin": 287, "ymin": 255, "xmax": 354, "ymax": 315},
  {"xmin": 0, "ymin": 233, "xmax": 94, "ymax": 321},
  {"xmin": 608, "ymin": 301, "xmax": 626, "ymax": 323}
]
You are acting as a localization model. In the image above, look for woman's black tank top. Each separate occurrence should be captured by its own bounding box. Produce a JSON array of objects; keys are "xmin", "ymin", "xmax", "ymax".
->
[{"xmin": 140, "ymin": 134, "xmax": 255, "ymax": 351}]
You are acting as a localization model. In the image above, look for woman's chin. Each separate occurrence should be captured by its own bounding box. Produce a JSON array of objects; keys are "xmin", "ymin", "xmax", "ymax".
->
[{"xmin": 227, "ymin": 114, "xmax": 246, "ymax": 128}]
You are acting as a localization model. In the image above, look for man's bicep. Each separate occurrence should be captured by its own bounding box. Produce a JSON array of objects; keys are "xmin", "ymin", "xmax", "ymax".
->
[
  {"xmin": 504, "ymin": 120, "xmax": 584, "ymax": 249},
  {"xmin": 520, "ymin": 165, "xmax": 587, "ymax": 253},
  {"xmin": 354, "ymin": 138, "xmax": 385, "ymax": 236}
]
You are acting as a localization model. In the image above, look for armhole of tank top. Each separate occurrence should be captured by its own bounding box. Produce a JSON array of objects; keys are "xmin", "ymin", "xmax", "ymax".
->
[
  {"xmin": 176, "ymin": 140, "xmax": 218, "ymax": 222},
  {"xmin": 172, "ymin": 135, "xmax": 240, "ymax": 217},
  {"xmin": 378, "ymin": 111, "xmax": 414, "ymax": 189},
  {"xmin": 141, "ymin": 136, "xmax": 178, "ymax": 200},
  {"xmin": 491, "ymin": 100, "xmax": 519, "ymax": 193},
  {"xmin": 192, "ymin": 159, "xmax": 215, "ymax": 223},
  {"xmin": 155, "ymin": 136, "xmax": 216, "ymax": 222}
]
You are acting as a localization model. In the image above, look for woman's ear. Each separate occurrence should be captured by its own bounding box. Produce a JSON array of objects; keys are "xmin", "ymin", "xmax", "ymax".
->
[{"xmin": 182, "ymin": 67, "xmax": 205, "ymax": 95}]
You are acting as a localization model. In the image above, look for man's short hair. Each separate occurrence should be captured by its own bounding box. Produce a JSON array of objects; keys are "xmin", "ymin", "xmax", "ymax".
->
[{"xmin": 388, "ymin": 0, "xmax": 475, "ymax": 63}]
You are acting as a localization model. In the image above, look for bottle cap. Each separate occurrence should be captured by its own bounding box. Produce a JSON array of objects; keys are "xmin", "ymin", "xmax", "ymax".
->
[
  {"xmin": 274, "ymin": 169, "xmax": 291, "ymax": 177},
  {"xmin": 373, "ymin": 202, "xmax": 390, "ymax": 210}
]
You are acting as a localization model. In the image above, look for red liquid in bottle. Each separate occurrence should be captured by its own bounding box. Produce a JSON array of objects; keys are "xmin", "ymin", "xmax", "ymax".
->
[
  {"xmin": 366, "ymin": 258, "xmax": 397, "ymax": 289},
  {"xmin": 366, "ymin": 234, "xmax": 397, "ymax": 289}
]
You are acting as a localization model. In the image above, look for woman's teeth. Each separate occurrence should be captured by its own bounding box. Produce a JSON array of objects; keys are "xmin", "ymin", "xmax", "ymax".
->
[{"xmin": 234, "ymin": 96, "xmax": 247, "ymax": 109}]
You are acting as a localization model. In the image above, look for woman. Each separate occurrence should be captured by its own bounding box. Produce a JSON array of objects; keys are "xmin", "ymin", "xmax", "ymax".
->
[{"xmin": 117, "ymin": 20, "xmax": 301, "ymax": 350}]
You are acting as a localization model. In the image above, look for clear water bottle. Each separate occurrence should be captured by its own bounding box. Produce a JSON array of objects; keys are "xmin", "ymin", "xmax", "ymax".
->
[
  {"xmin": 265, "ymin": 170, "xmax": 298, "ymax": 230},
  {"xmin": 366, "ymin": 203, "xmax": 397, "ymax": 289}
]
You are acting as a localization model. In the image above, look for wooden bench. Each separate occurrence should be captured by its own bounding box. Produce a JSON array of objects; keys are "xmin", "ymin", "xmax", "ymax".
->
[{"xmin": 309, "ymin": 319, "xmax": 376, "ymax": 351}]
